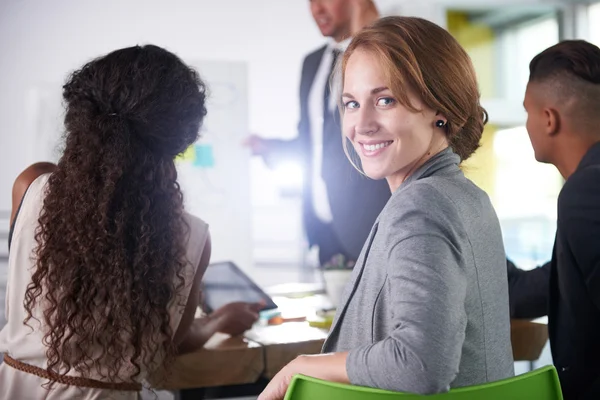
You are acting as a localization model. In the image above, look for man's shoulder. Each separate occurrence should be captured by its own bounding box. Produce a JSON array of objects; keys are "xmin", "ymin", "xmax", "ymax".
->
[
  {"xmin": 302, "ymin": 44, "xmax": 328, "ymax": 65},
  {"xmin": 563, "ymin": 143, "xmax": 600, "ymax": 195},
  {"xmin": 557, "ymin": 162, "xmax": 600, "ymax": 224},
  {"xmin": 561, "ymin": 162, "xmax": 600, "ymax": 200}
]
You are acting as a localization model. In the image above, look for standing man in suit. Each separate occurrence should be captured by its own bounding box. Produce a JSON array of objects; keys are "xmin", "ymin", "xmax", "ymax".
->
[
  {"xmin": 521, "ymin": 40, "xmax": 600, "ymax": 399},
  {"xmin": 246, "ymin": 0, "xmax": 390, "ymax": 266}
]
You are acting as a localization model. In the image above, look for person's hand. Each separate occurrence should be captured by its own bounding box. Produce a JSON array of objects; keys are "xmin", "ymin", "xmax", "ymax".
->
[
  {"xmin": 243, "ymin": 134, "xmax": 270, "ymax": 156},
  {"xmin": 349, "ymin": 0, "xmax": 379, "ymax": 36},
  {"xmin": 211, "ymin": 301, "xmax": 263, "ymax": 336},
  {"xmin": 258, "ymin": 357, "xmax": 304, "ymax": 400},
  {"xmin": 258, "ymin": 353, "xmax": 349, "ymax": 400}
]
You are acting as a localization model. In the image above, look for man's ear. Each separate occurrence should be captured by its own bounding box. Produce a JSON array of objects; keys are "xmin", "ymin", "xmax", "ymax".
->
[{"xmin": 544, "ymin": 107, "xmax": 561, "ymax": 137}]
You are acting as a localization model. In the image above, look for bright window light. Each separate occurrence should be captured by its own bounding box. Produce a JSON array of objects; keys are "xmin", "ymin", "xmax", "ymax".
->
[
  {"xmin": 273, "ymin": 162, "xmax": 304, "ymax": 190},
  {"xmin": 493, "ymin": 126, "xmax": 563, "ymax": 269}
]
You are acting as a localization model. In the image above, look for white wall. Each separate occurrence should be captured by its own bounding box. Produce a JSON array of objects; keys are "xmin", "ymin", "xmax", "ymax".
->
[
  {"xmin": 5, "ymin": 0, "xmax": 543, "ymax": 209},
  {"xmin": 0, "ymin": 0, "xmax": 326, "ymax": 211}
]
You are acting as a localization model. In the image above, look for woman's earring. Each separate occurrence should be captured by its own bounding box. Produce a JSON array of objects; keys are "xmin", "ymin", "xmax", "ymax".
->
[{"xmin": 435, "ymin": 120, "xmax": 446, "ymax": 128}]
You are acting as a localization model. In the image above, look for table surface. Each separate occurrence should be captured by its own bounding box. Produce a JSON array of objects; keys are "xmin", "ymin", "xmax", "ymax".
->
[{"xmin": 156, "ymin": 299, "xmax": 548, "ymax": 390}]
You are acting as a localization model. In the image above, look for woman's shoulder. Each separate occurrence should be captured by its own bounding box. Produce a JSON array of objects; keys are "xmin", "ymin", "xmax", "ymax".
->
[
  {"xmin": 385, "ymin": 179, "xmax": 457, "ymax": 217},
  {"xmin": 11, "ymin": 163, "xmax": 56, "ymax": 224},
  {"xmin": 388, "ymin": 174, "xmax": 488, "ymax": 215},
  {"xmin": 183, "ymin": 212, "xmax": 210, "ymax": 243},
  {"xmin": 379, "ymin": 179, "xmax": 466, "ymax": 241}
]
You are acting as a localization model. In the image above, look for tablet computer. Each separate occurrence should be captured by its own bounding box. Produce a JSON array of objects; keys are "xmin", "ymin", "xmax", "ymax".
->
[{"xmin": 201, "ymin": 261, "xmax": 278, "ymax": 313}]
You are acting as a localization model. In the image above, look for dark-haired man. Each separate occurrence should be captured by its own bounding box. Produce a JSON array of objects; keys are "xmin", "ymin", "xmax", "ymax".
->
[{"xmin": 520, "ymin": 39, "xmax": 600, "ymax": 399}]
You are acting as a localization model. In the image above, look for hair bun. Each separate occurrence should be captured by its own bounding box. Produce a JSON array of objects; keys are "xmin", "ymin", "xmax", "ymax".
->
[{"xmin": 62, "ymin": 45, "xmax": 207, "ymax": 157}]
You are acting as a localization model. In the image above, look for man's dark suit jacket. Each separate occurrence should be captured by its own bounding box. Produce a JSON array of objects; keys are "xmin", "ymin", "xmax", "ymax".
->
[
  {"xmin": 507, "ymin": 259, "xmax": 550, "ymax": 319},
  {"xmin": 549, "ymin": 142, "xmax": 600, "ymax": 399},
  {"xmin": 509, "ymin": 142, "xmax": 600, "ymax": 399},
  {"xmin": 263, "ymin": 45, "xmax": 390, "ymax": 261}
]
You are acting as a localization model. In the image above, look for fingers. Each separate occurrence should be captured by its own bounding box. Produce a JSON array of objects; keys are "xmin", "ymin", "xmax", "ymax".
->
[
  {"xmin": 243, "ymin": 308, "xmax": 260, "ymax": 326},
  {"xmin": 242, "ymin": 135, "xmax": 256, "ymax": 147},
  {"xmin": 257, "ymin": 378, "xmax": 280, "ymax": 400},
  {"xmin": 250, "ymin": 300, "xmax": 266, "ymax": 313},
  {"xmin": 242, "ymin": 134, "xmax": 263, "ymax": 148},
  {"xmin": 242, "ymin": 135, "xmax": 270, "ymax": 156},
  {"xmin": 258, "ymin": 370, "xmax": 290, "ymax": 400}
]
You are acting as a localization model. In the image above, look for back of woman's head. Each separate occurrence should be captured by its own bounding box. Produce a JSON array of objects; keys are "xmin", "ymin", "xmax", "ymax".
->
[
  {"xmin": 342, "ymin": 16, "xmax": 486, "ymax": 161},
  {"xmin": 26, "ymin": 45, "xmax": 207, "ymax": 384},
  {"xmin": 63, "ymin": 44, "xmax": 206, "ymax": 157}
]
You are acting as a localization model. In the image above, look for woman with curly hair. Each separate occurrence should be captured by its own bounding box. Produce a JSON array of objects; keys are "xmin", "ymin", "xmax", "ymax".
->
[{"xmin": 0, "ymin": 45, "xmax": 260, "ymax": 398}]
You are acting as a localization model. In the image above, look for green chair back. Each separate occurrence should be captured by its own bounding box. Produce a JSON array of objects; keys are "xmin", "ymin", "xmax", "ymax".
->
[{"xmin": 284, "ymin": 365, "xmax": 562, "ymax": 400}]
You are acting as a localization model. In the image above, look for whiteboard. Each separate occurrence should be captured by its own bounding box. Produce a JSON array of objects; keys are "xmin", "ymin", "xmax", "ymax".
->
[
  {"xmin": 29, "ymin": 60, "xmax": 253, "ymax": 273},
  {"xmin": 177, "ymin": 61, "xmax": 252, "ymax": 272},
  {"xmin": 29, "ymin": 83, "xmax": 64, "ymax": 163}
]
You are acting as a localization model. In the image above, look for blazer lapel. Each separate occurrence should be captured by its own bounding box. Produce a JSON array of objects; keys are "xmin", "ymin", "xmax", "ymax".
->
[
  {"xmin": 299, "ymin": 45, "xmax": 327, "ymax": 147},
  {"xmin": 323, "ymin": 222, "xmax": 379, "ymax": 351},
  {"xmin": 323, "ymin": 148, "xmax": 461, "ymax": 352},
  {"xmin": 303, "ymin": 45, "xmax": 326, "ymax": 99}
]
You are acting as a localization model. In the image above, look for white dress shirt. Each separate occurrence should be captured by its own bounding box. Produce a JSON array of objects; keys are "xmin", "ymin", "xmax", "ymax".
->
[{"xmin": 308, "ymin": 38, "xmax": 351, "ymax": 223}]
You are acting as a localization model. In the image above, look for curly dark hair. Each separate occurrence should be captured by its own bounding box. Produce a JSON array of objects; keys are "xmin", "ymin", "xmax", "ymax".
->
[{"xmin": 23, "ymin": 44, "xmax": 207, "ymax": 384}]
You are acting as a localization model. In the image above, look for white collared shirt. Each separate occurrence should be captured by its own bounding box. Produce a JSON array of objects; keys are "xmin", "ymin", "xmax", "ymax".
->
[{"xmin": 308, "ymin": 38, "xmax": 351, "ymax": 223}]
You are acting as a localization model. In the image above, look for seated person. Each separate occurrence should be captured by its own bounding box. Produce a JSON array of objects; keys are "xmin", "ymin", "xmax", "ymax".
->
[
  {"xmin": 520, "ymin": 39, "xmax": 600, "ymax": 399},
  {"xmin": 259, "ymin": 16, "xmax": 513, "ymax": 400},
  {"xmin": 0, "ymin": 45, "xmax": 258, "ymax": 399},
  {"xmin": 178, "ymin": 300, "xmax": 262, "ymax": 354}
]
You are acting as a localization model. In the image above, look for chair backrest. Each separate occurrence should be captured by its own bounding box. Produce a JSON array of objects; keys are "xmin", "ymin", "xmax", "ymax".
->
[{"xmin": 284, "ymin": 365, "xmax": 563, "ymax": 400}]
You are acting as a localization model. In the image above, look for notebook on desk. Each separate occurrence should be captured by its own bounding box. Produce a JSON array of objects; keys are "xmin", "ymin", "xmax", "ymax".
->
[{"xmin": 201, "ymin": 261, "xmax": 278, "ymax": 313}]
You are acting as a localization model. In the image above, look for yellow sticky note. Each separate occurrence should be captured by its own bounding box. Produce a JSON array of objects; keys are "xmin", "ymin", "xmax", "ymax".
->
[{"xmin": 177, "ymin": 145, "xmax": 196, "ymax": 163}]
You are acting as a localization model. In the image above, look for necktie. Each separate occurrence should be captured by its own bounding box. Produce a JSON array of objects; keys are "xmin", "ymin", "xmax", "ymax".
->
[{"xmin": 323, "ymin": 49, "xmax": 341, "ymax": 118}]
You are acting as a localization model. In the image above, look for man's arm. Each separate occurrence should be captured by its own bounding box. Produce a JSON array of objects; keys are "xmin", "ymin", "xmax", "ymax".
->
[
  {"xmin": 244, "ymin": 48, "xmax": 317, "ymax": 171},
  {"xmin": 560, "ymin": 168, "xmax": 600, "ymax": 312},
  {"xmin": 507, "ymin": 259, "xmax": 550, "ymax": 319},
  {"xmin": 246, "ymin": 99, "xmax": 310, "ymax": 170},
  {"xmin": 256, "ymin": 136, "xmax": 306, "ymax": 170}
]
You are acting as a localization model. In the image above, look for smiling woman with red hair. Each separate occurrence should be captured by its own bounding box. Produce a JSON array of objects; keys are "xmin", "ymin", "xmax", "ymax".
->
[{"xmin": 259, "ymin": 16, "xmax": 513, "ymax": 400}]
